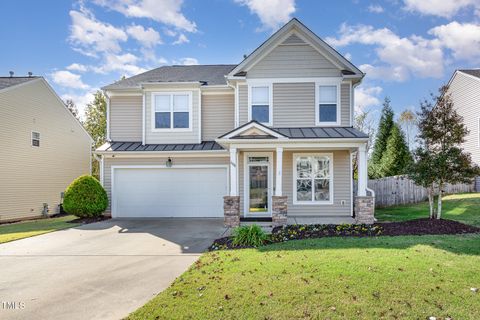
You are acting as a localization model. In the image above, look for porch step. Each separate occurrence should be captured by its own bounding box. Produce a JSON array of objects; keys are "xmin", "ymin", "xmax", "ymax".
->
[{"xmin": 239, "ymin": 217, "xmax": 273, "ymax": 232}]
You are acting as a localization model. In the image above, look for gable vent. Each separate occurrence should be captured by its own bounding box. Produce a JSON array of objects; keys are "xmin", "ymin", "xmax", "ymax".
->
[{"xmin": 282, "ymin": 34, "xmax": 306, "ymax": 45}]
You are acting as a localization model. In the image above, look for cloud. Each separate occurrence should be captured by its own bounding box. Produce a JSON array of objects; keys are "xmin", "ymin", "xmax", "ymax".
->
[
  {"xmin": 429, "ymin": 21, "xmax": 480, "ymax": 62},
  {"xmin": 174, "ymin": 57, "xmax": 199, "ymax": 65},
  {"xmin": 61, "ymin": 91, "xmax": 96, "ymax": 119},
  {"xmin": 69, "ymin": 7, "xmax": 127, "ymax": 55},
  {"xmin": 326, "ymin": 24, "xmax": 444, "ymax": 81},
  {"xmin": 66, "ymin": 63, "xmax": 88, "ymax": 72},
  {"xmin": 235, "ymin": 0, "xmax": 296, "ymax": 31},
  {"xmin": 367, "ymin": 4, "xmax": 384, "ymax": 13},
  {"xmin": 51, "ymin": 70, "xmax": 90, "ymax": 90},
  {"xmin": 93, "ymin": 0, "xmax": 197, "ymax": 32},
  {"xmin": 355, "ymin": 85, "xmax": 383, "ymax": 112},
  {"xmin": 172, "ymin": 33, "xmax": 189, "ymax": 45},
  {"xmin": 403, "ymin": 0, "xmax": 480, "ymax": 18},
  {"xmin": 93, "ymin": 53, "xmax": 147, "ymax": 76},
  {"xmin": 126, "ymin": 24, "xmax": 162, "ymax": 47}
]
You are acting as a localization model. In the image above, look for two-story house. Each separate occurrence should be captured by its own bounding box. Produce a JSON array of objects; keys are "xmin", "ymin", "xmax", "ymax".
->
[
  {"xmin": 95, "ymin": 18, "xmax": 373, "ymax": 226},
  {"xmin": 447, "ymin": 69, "xmax": 480, "ymax": 191}
]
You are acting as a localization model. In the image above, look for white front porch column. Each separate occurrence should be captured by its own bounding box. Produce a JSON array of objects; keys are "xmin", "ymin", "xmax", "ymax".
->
[
  {"xmin": 275, "ymin": 147, "xmax": 283, "ymax": 196},
  {"xmin": 357, "ymin": 144, "xmax": 368, "ymax": 196},
  {"xmin": 229, "ymin": 148, "xmax": 238, "ymax": 196}
]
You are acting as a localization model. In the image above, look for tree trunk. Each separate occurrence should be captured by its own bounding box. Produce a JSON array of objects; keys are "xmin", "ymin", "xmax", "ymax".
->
[
  {"xmin": 428, "ymin": 186, "xmax": 435, "ymax": 219},
  {"xmin": 437, "ymin": 186, "xmax": 443, "ymax": 219}
]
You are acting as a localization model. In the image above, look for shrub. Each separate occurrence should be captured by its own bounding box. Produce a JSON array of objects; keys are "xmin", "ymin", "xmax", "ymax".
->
[
  {"xmin": 232, "ymin": 224, "xmax": 268, "ymax": 247},
  {"xmin": 63, "ymin": 175, "xmax": 108, "ymax": 218}
]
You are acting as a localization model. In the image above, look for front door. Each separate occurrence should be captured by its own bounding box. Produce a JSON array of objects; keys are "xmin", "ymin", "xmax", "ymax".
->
[{"xmin": 245, "ymin": 153, "xmax": 272, "ymax": 216}]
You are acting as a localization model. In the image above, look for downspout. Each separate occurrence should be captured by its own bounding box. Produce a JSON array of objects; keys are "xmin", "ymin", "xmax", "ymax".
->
[
  {"xmin": 227, "ymin": 81, "xmax": 238, "ymax": 128},
  {"xmin": 93, "ymin": 153, "xmax": 104, "ymax": 186}
]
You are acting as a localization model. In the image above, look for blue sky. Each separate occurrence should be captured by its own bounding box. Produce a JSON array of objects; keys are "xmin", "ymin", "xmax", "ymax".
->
[{"xmin": 0, "ymin": 0, "xmax": 479, "ymax": 120}]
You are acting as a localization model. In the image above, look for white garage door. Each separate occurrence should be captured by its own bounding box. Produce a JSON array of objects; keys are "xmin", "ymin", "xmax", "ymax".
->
[{"xmin": 112, "ymin": 167, "xmax": 228, "ymax": 218}]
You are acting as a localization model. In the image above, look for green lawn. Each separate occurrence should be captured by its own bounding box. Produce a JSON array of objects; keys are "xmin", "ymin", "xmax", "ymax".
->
[
  {"xmin": 129, "ymin": 234, "xmax": 480, "ymax": 320},
  {"xmin": 0, "ymin": 215, "xmax": 80, "ymax": 244},
  {"xmin": 376, "ymin": 193, "xmax": 480, "ymax": 227}
]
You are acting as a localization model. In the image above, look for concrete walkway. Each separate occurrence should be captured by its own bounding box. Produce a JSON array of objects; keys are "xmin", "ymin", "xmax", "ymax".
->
[{"xmin": 0, "ymin": 218, "xmax": 226, "ymax": 320}]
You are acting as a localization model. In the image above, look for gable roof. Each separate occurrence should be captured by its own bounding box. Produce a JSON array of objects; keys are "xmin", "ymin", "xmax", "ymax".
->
[
  {"xmin": 103, "ymin": 65, "xmax": 237, "ymax": 90},
  {"xmin": 459, "ymin": 69, "xmax": 480, "ymax": 79},
  {"xmin": 227, "ymin": 18, "xmax": 364, "ymax": 79},
  {"xmin": 0, "ymin": 76, "xmax": 40, "ymax": 92}
]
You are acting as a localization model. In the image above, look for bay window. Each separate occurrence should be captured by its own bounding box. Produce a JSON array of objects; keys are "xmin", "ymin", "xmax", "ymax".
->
[
  {"xmin": 294, "ymin": 154, "xmax": 333, "ymax": 204},
  {"xmin": 152, "ymin": 92, "xmax": 191, "ymax": 130}
]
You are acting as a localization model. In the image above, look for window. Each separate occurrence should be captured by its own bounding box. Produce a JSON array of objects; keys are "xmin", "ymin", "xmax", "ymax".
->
[
  {"xmin": 31, "ymin": 131, "xmax": 40, "ymax": 147},
  {"xmin": 152, "ymin": 92, "xmax": 191, "ymax": 130},
  {"xmin": 294, "ymin": 154, "xmax": 333, "ymax": 204},
  {"xmin": 250, "ymin": 85, "xmax": 271, "ymax": 125},
  {"xmin": 317, "ymin": 85, "xmax": 338, "ymax": 124}
]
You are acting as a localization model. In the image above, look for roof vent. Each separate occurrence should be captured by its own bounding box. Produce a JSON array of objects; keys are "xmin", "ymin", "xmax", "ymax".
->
[
  {"xmin": 9, "ymin": 71, "xmax": 14, "ymax": 77},
  {"xmin": 28, "ymin": 72, "xmax": 33, "ymax": 77}
]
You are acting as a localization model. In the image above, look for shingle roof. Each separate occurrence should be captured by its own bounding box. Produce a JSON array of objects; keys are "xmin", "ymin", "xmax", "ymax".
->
[
  {"xmin": 97, "ymin": 141, "xmax": 224, "ymax": 152},
  {"xmin": 274, "ymin": 127, "xmax": 369, "ymax": 139},
  {"xmin": 459, "ymin": 69, "xmax": 480, "ymax": 79},
  {"xmin": 103, "ymin": 65, "xmax": 237, "ymax": 89},
  {"xmin": 0, "ymin": 77, "xmax": 39, "ymax": 91}
]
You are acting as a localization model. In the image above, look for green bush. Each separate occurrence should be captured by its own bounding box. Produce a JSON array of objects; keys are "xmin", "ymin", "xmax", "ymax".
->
[
  {"xmin": 63, "ymin": 175, "xmax": 108, "ymax": 218},
  {"xmin": 232, "ymin": 224, "xmax": 268, "ymax": 247}
]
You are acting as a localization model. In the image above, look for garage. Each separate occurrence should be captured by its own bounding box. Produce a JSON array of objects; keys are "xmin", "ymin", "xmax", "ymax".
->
[{"xmin": 111, "ymin": 166, "xmax": 228, "ymax": 218}]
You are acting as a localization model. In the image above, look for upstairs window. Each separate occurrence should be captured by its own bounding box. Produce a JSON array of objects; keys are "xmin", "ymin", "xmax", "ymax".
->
[
  {"xmin": 31, "ymin": 131, "xmax": 40, "ymax": 147},
  {"xmin": 249, "ymin": 85, "xmax": 271, "ymax": 125},
  {"xmin": 153, "ymin": 92, "xmax": 191, "ymax": 130},
  {"xmin": 317, "ymin": 85, "xmax": 339, "ymax": 125}
]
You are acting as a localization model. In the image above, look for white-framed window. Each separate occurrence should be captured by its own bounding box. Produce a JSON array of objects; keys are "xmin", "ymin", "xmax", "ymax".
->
[
  {"xmin": 248, "ymin": 84, "xmax": 272, "ymax": 125},
  {"xmin": 151, "ymin": 92, "xmax": 192, "ymax": 131},
  {"xmin": 31, "ymin": 131, "xmax": 40, "ymax": 147},
  {"xmin": 293, "ymin": 153, "xmax": 333, "ymax": 204},
  {"xmin": 315, "ymin": 83, "xmax": 340, "ymax": 126}
]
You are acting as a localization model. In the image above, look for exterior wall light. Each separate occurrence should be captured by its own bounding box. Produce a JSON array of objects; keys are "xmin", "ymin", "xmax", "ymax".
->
[{"xmin": 166, "ymin": 157, "xmax": 173, "ymax": 168}]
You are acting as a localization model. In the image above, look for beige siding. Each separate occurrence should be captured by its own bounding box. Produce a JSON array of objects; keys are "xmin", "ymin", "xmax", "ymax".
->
[
  {"xmin": 238, "ymin": 150, "xmax": 352, "ymax": 216},
  {"xmin": 248, "ymin": 44, "xmax": 341, "ymax": 78},
  {"xmin": 110, "ymin": 96, "xmax": 142, "ymax": 141},
  {"xmin": 202, "ymin": 94, "xmax": 235, "ymax": 140},
  {"xmin": 449, "ymin": 72, "xmax": 480, "ymax": 165},
  {"xmin": 0, "ymin": 80, "xmax": 91, "ymax": 222},
  {"xmin": 144, "ymin": 85, "xmax": 200, "ymax": 144},
  {"xmin": 240, "ymin": 82, "xmax": 352, "ymax": 127},
  {"xmin": 102, "ymin": 156, "xmax": 229, "ymax": 213}
]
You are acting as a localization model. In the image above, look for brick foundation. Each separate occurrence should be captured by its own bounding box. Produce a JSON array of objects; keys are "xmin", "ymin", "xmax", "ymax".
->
[
  {"xmin": 272, "ymin": 196, "xmax": 288, "ymax": 227},
  {"xmin": 354, "ymin": 196, "xmax": 375, "ymax": 224},
  {"xmin": 223, "ymin": 196, "xmax": 240, "ymax": 227}
]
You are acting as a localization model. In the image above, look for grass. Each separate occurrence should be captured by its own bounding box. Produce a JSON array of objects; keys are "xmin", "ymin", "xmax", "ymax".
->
[
  {"xmin": 128, "ymin": 234, "xmax": 480, "ymax": 319},
  {"xmin": 376, "ymin": 193, "xmax": 480, "ymax": 227},
  {"xmin": 0, "ymin": 215, "xmax": 80, "ymax": 244}
]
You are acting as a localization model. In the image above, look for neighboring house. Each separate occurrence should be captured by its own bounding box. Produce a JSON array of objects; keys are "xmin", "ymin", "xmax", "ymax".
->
[
  {"xmin": 447, "ymin": 69, "xmax": 480, "ymax": 191},
  {"xmin": 95, "ymin": 18, "xmax": 373, "ymax": 226},
  {"xmin": 0, "ymin": 76, "xmax": 92, "ymax": 222}
]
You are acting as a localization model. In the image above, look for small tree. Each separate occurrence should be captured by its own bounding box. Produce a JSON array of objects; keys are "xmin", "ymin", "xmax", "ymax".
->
[
  {"xmin": 63, "ymin": 175, "xmax": 108, "ymax": 218},
  {"xmin": 379, "ymin": 124, "xmax": 412, "ymax": 177},
  {"xmin": 410, "ymin": 85, "xmax": 480, "ymax": 219},
  {"xmin": 369, "ymin": 97, "xmax": 394, "ymax": 178},
  {"xmin": 83, "ymin": 91, "xmax": 107, "ymax": 179}
]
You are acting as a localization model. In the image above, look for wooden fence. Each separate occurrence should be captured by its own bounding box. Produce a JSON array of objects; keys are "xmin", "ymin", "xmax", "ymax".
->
[{"xmin": 354, "ymin": 175, "xmax": 475, "ymax": 208}]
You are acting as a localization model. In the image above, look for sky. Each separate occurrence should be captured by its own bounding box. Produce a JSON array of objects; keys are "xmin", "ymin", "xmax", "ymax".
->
[{"xmin": 0, "ymin": 0, "xmax": 479, "ymax": 120}]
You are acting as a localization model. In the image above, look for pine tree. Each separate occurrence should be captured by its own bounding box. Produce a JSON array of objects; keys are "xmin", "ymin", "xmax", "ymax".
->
[
  {"xmin": 410, "ymin": 85, "xmax": 480, "ymax": 219},
  {"xmin": 369, "ymin": 97, "xmax": 394, "ymax": 178},
  {"xmin": 378, "ymin": 123, "xmax": 412, "ymax": 177}
]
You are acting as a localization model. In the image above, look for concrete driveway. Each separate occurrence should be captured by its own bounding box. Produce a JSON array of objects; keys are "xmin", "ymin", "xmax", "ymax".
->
[{"xmin": 0, "ymin": 218, "xmax": 226, "ymax": 320}]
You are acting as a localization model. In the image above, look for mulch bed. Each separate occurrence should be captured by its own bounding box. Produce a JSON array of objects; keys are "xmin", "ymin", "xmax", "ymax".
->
[{"xmin": 209, "ymin": 218, "xmax": 480, "ymax": 251}]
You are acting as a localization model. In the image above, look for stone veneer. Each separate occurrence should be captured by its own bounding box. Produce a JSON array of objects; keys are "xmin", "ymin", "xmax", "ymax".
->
[
  {"xmin": 223, "ymin": 196, "xmax": 240, "ymax": 227},
  {"xmin": 354, "ymin": 196, "xmax": 375, "ymax": 224},
  {"xmin": 272, "ymin": 196, "xmax": 288, "ymax": 227}
]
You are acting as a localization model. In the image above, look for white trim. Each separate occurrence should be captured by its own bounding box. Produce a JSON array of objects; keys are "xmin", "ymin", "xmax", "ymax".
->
[
  {"xmin": 150, "ymin": 91, "xmax": 193, "ymax": 132},
  {"xmin": 100, "ymin": 155, "xmax": 104, "ymax": 186},
  {"xmin": 230, "ymin": 148, "xmax": 238, "ymax": 196},
  {"xmin": 292, "ymin": 152, "xmax": 334, "ymax": 205},
  {"xmin": 348, "ymin": 81, "xmax": 353, "ymax": 127},
  {"xmin": 198, "ymin": 89, "xmax": 202, "ymax": 144},
  {"xmin": 315, "ymin": 80, "xmax": 342, "ymax": 126},
  {"xmin": 110, "ymin": 164, "xmax": 229, "ymax": 218},
  {"xmin": 247, "ymin": 83, "xmax": 273, "ymax": 126},
  {"xmin": 275, "ymin": 147, "xmax": 283, "ymax": 196},
  {"xmin": 106, "ymin": 94, "xmax": 110, "ymax": 141},
  {"xmin": 235, "ymin": 83, "xmax": 239, "ymax": 127},
  {"xmin": 141, "ymin": 81, "xmax": 201, "ymax": 87},
  {"xmin": 220, "ymin": 121, "xmax": 288, "ymax": 140},
  {"xmin": 95, "ymin": 150, "xmax": 229, "ymax": 157},
  {"xmin": 218, "ymin": 140, "xmax": 368, "ymax": 148},
  {"xmin": 104, "ymin": 90, "xmax": 142, "ymax": 97},
  {"xmin": 141, "ymin": 93, "xmax": 145, "ymax": 145},
  {"xmin": 247, "ymin": 77, "xmax": 342, "ymax": 84},
  {"xmin": 243, "ymin": 152, "xmax": 274, "ymax": 216},
  {"xmin": 357, "ymin": 144, "xmax": 367, "ymax": 196},
  {"xmin": 349, "ymin": 150, "xmax": 353, "ymax": 216}
]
